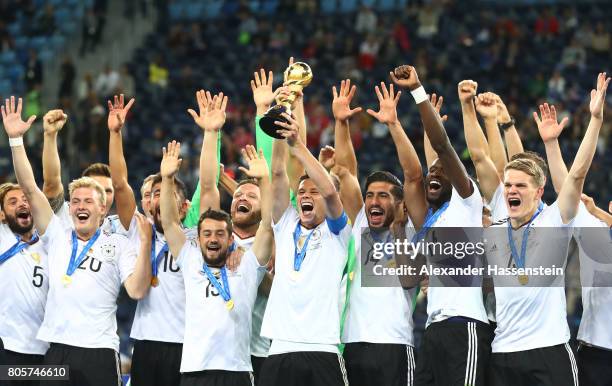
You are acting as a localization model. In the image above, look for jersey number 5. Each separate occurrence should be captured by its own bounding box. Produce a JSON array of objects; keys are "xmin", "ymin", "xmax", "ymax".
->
[{"xmin": 32, "ymin": 266, "xmax": 43, "ymax": 288}]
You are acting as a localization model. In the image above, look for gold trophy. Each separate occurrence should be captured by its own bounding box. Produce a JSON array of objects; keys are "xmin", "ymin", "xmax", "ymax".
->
[{"xmin": 259, "ymin": 62, "xmax": 313, "ymax": 138}]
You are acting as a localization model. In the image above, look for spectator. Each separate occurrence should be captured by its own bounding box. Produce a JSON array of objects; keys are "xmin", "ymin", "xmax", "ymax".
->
[
  {"xmin": 58, "ymin": 56, "xmax": 76, "ymax": 99},
  {"xmin": 0, "ymin": 21, "xmax": 14, "ymax": 52},
  {"xmin": 560, "ymin": 38, "xmax": 586, "ymax": 71},
  {"xmin": 358, "ymin": 34, "xmax": 380, "ymax": 71},
  {"xmin": 417, "ymin": 4, "xmax": 441, "ymax": 39},
  {"xmin": 24, "ymin": 50, "xmax": 42, "ymax": 91},
  {"xmin": 149, "ymin": 56, "xmax": 169, "ymax": 88},
  {"xmin": 269, "ymin": 23, "xmax": 290, "ymax": 50},
  {"xmin": 534, "ymin": 8, "xmax": 559, "ymax": 37},
  {"xmin": 547, "ymin": 70, "xmax": 566, "ymax": 100},
  {"xmin": 94, "ymin": 64, "xmax": 120, "ymax": 98},
  {"xmin": 80, "ymin": 8, "xmax": 101, "ymax": 56},
  {"xmin": 591, "ymin": 22, "xmax": 610, "ymax": 54},
  {"xmin": 34, "ymin": 4, "xmax": 55, "ymax": 36},
  {"xmin": 117, "ymin": 64, "xmax": 135, "ymax": 98},
  {"xmin": 77, "ymin": 73, "xmax": 94, "ymax": 102},
  {"xmin": 355, "ymin": 6, "xmax": 377, "ymax": 35}
]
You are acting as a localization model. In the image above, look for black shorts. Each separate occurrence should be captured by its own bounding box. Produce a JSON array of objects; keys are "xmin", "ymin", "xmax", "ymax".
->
[
  {"xmin": 343, "ymin": 343, "xmax": 416, "ymax": 386},
  {"xmin": 489, "ymin": 343, "xmax": 579, "ymax": 386},
  {"xmin": 43, "ymin": 343, "xmax": 122, "ymax": 386},
  {"xmin": 259, "ymin": 351, "xmax": 348, "ymax": 386},
  {"xmin": 251, "ymin": 355, "xmax": 266, "ymax": 385},
  {"xmin": 577, "ymin": 343, "xmax": 612, "ymax": 386},
  {"xmin": 130, "ymin": 340, "xmax": 182, "ymax": 386},
  {"xmin": 0, "ymin": 338, "xmax": 44, "ymax": 386},
  {"xmin": 415, "ymin": 318, "xmax": 493, "ymax": 386},
  {"xmin": 180, "ymin": 370, "xmax": 253, "ymax": 386}
]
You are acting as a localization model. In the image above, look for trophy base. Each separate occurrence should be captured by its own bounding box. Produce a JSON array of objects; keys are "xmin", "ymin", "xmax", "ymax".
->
[{"xmin": 259, "ymin": 105, "xmax": 290, "ymax": 139}]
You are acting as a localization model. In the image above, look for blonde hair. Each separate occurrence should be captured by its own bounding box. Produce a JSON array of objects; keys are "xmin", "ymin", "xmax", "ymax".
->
[
  {"xmin": 68, "ymin": 177, "xmax": 107, "ymax": 207},
  {"xmin": 140, "ymin": 174, "xmax": 157, "ymax": 198},
  {"xmin": 504, "ymin": 159, "xmax": 545, "ymax": 187},
  {"xmin": 0, "ymin": 183, "xmax": 21, "ymax": 211}
]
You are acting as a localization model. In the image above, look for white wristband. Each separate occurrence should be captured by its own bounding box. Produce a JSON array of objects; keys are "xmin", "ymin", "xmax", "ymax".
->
[
  {"xmin": 9, "ymin": 137, "xmax": 23, "ymax": 147},
  {"xmin": 410, "ymin": 86, "xmax": 428, "ymax": 104}
]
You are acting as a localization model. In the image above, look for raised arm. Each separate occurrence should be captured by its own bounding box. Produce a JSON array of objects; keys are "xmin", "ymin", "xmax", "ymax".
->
[
  {"xmin": 2, "ymin": 97, "xmax": 53, "ymax": 234},
  {"xmin": 581, "ymin": 194, "xmax": 612, "ymax": 227},
  {"xmin": 332, "ymin": 79, "xmax": 362, "ymax": 176},
  {"xmin": 495, "ymin": 94, "xmax": 524, "ymax": 158},
  {"xmin": 459, "ymin": 81, "xmax": 500, "ymax": 202},
  {"xmin": 476, "ymin": 92, "xmax": 507, "ymax": 176},
  {"xmin": 423, "ymin": 94, "xmax": 446, "ymax": 169},
  {"xmin": 319, "ymin": 146, "xmax": 362, "ymax": 223},
  {"xmin": 107, "ymin": 94, "xmax": 137, "ymax": 230},
  {"xmin": 238, "ymin": 145, "xmax": 273, "ymax": 265},
  {"xmin": 391, "ymin": 65, "xmax": 473, "ymax": 198},
  {"xmin": 285, "ymin": 58, "xmax": 308, "ymax": 194},
  {"xmin": 159, "ymin": 141, "xmax": 187, "ymax": 258},
  {"xmin": 41, "ymin": 109, "xmax": 66, "ymax": 210},
  {"xmin": 123, "ymin": 213, "xmax": 153, "ymax": 300},
  {"xmin": 271, "ymin": 137, "xmax": 290, "ymax": 223},
  {"xmin": 366, "ymin": 82, "xmax": 428, "ymax": 228},
  {"xmin": 390, "ymin": 201, "xmax": 425, "ymax": 288},
  {"xmin": 188, "ymin": 90, "xmax": 227, "ymax": 213},
  {"xmin": 218, "ymin": 164, "xmax": 238, "ymax": 196},
  {"xmin": 533, "ymin": 103, "xmax": 569, "ymax": 194},
  {"xmin": 557, "ymin": 73, "xmax": 610, "ymax": 223},
  {"xmin": 277, "ymin": 113, "xmax": 343, "ymax": 219}
]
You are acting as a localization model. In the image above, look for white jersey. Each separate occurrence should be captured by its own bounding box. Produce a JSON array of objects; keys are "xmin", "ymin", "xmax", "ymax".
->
[
  {"xmin": 37, "ymin": 215, "xmax": 137, "ymax": 351},
  {"xmin": 426, "ymin": 184, "xmax": 489, "ymax": 326},
  {"xmin": 486, "ymin": 202, "xmax": 572, "ymax": 353},
  {"xmin": 57, "ymin": 201, "xmax": 121, "ymax": 235},
  {"xmin": 262, "ymin": 206, "xmax": 351, "ymax": 354},
  {"xmin": 121, "ymin": 215, "xmax": 196, "ymax": 343},
  {"xmin": 341, "ymin": 206, "xmax": 416, "ymax": 346},
  {"xmin": 234, "ymin": 234, "xmax": 271, "ymax": 358},
  {"xmin": 177, "ymin": 242, "xmax": 266, "ymax": 372},
  {"xmin": 0, "ymin": 224, "xmax": 49, "ymax": 355},
  {"xmin": 574, "ymin": 203, "xmax": 612, "ymax": 350},
  {"xmin": 488, "ymin": 183, "xmax": 508, "ymax": 222}
]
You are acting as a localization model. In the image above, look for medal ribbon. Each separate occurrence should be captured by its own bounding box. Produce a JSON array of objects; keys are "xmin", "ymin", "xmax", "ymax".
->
[
  {"xmin": 293, "ymin": 222, "xmax": 316, "ymax": 272},
  {"xmin": 201, "ymin": 263, "xmax": 231, "ymax": 302},
  {"xmin": 151, "ymin": 226, "xmax": 168, "ymax": 278},
  {"xmin": 507, "ymin": 202, "xmax": 544, "ymax": 269},
  {"xmin": 412, "ymin": 201, "xmax": 450, "ymax": 243},
  {"xmin": 65, "ymin": 229, "xmax": 101, "ymax": 277},
  {"xmin": 0, "ymin": 232, "xmax": 39, "ymax": 264}
]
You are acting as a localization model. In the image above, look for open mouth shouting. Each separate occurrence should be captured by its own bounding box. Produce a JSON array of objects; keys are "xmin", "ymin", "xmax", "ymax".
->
[
  {"xmin": 16, "ymin": 208, "xmax": 31, "ymax": 222},
  {"xmin": 428, "ymin": 179, "xmax": 442, "ymax": 194},
  {"xmin": 300, "ymin": 201, "xmax": 315, "ymax": 216},
  {"xmin": 507, "ymin": 197, "xmax": 521, "ymax": 209},
  {"xmin": 368, "ymin": 206, "xmax": 385, "ymax": 226},
  {"xmin": 236, "ymin": 201, "xmax": 251, "ymax": 214},
  {"xmin": 206, "ymin": 242, "xmax": 222, "ymax": 256},
  {"xmin": 75, "ymin": 211, "xmax": 91, "ymax": 224}
]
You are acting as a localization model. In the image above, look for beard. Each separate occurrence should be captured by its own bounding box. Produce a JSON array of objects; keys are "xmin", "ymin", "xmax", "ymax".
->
[
  {"xmin": 5, "ymin": 213, "xmax": 34, "ymax": 235},
  {"xmin": 202, "ymin": 249, "xmax": 229, "ymax": 268}
]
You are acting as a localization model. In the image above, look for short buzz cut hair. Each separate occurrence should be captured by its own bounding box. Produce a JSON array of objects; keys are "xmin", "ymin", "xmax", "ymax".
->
[
  {"xmin": 197, "ymin": 208, "xmax": 233, "ymax": 235},
  {"xmin": 365, "ymin": 171, "xmax": 404, "ymax": 201},
  {"xmin": 505, "ymin": 158, "xmax": 545, "ymax": 188},
  {"xmin": 510, "ymin": 151, "xmax": 548, "ymax": 178},
  {"xmin": 0, "ymin": 182, "xmax": 21, "ymax": 211},
  {"xmin": 82, "ymin": 163, "xmax": 111, "ymax": 178},
  {"xmin": 68, "ymin": 177, "xmax": 107, "ymax": 207},
  {"xmin": 150, "ymin": 173, "xmax": 188, "ymax": 202},
  {"xmin": 299, "ymin": 173, "xmax": 340, "ymax": 192},
  {"xmin": 140, "ymin": 174, "xmax": 157, "ymax": 198}
]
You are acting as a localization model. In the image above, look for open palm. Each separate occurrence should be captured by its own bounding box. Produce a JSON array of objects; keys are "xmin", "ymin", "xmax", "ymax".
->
[
  {"xmin": 533, "ymin": 103, "xmax": 567, "ymax": 143},
  {"xmin": 589, "ymin": 72, "xmax": 610, "ymax": 119},
  {"xmin": 160, "ymin": 141, "xmax": 183, "ymax": 178},
  {"xmin": 107, "ymin": 94, "xmax": 135, "ymax": 132},
  {"xmin": 367, "ymin": 82, "xmax": 401, "ymax": 125},
  {"xmin": 1, "ymin": 96, "xmax": 36, "ymax": 138},
  {"xmin": 332, "ymin": 79, "xmax": 362, "ymax": 121},
  {"xmin": 239, "ymin": 145, "xmax": 268, "ymax": 179}
]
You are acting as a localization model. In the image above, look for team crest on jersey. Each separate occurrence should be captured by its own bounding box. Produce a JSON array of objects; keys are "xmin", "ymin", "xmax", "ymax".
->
[
  {"xmin": 30, "ymin": 252, "xmax": 41, "ymax": 263},
  {"xmin": 101, "ymin": 244, "xmax": 116, "ymax": 259}
]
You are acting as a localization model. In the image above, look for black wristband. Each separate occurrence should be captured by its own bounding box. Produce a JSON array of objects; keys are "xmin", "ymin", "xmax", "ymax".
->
[{"xmin": 498, "ymin": 117, "xmax": 515, "ymax": 131}]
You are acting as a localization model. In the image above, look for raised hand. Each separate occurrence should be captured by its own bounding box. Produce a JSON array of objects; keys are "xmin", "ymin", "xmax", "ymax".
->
[
  {"xmin": 160, "ymin": 140, "xmax": 183, "ymax": 178},
  {"xmin": 332, "ymin": 79, "xmax": 362, "ymax": 121},
  {"xmin": 251, "ymin": 69, "xmax": 278, "ymax": 112},
  {"xmin": 238, "ymin": 144, "xmax": 269, "ymax": 180},
  {"xmin": 430, "ymin": 93, "xmax": 448, "ymax": 122},
  {"xmin": 475, "ymin": 92, "xmax": 498, "ymax": 119},
  {"xmin": 187, "ymin": 89, "xmax": 209, "ymax": 129},
  {"xmin": 366, "ymin": 82, "xmax": 401, "ymax": 125},
  {"xmin": 493, "ymin": 94, "xmax": 512, "ymax": 123},
  {"xmin": 135, "ymin": 212, "xmax": 153, "ymax": 244},
  {"xmin": 275, "ymin": 112, "xmax": 301, "ymax": 147},
  {"xmin": 589, "ymin": 72, "xmax": 611, "ymax": 120},
  {"xmin": 580, "ymin": 193, "xmax": 596, "ymax": 213},
  {"xmin": 205, "ymin": 92, "xmax": 228, "ymax": 132},
  {"xmin": 457, "ymin": 80, "xmax": 477, "ymax": 104},
  {"xmin": 318, "ymin": 145, "xmax": 336, "ymax": 171},
  {"xmin": 533, "ymin": 103, "xmax": 568, "ymax": 143},
  {"xmin": 43, "ymin": 109, "xmax": 68, "ymax": 134},
  {"xmin": 390, "ymin": 65, "xmax": 421, "ymax": 91},
  {"xmin": 1, "ymin": 96, "xmax": 36, "ymax": 138},
  {"xmin": 107, "ymin": 94, "xmax": 135, "ymax": 132},
  {"xmin": 390, "ymin": 200, "xmax": 408, "ymax": 237}
]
